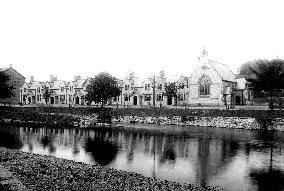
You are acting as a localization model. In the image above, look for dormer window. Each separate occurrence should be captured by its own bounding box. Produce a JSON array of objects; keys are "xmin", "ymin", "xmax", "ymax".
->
[
  {"xmin": 125, "ymin": 85, "xmax": 130, "ymax": 91},
  {"xmin": 145, "ymin": 84, "xmax": 150, "ymax": 91},
  {"xmin": 179, "ymin": 83, "xmax": 184, "ymax": 89}
]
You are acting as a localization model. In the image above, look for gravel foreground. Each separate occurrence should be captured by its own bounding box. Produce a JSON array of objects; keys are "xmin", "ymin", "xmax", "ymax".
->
[{"xmin": 0, "ymin": 147, "xmax": 226, "ymax": 191}]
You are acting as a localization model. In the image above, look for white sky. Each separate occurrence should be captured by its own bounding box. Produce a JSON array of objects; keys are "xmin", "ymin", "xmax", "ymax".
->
[{"xmin": 1, "ymin": 0, "xmax": 284, "ymax": 81}]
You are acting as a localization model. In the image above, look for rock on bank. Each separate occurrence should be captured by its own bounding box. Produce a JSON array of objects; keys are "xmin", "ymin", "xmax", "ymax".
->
[{"xmin": 0, "ymin": 148, "xmax": 225, "ymax": 191}]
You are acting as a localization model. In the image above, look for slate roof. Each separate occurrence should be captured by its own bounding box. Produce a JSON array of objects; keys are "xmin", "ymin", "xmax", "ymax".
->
[
  {"xmin": 73, "ymin": 79, "xmax": 87, "ymax": 88},
  {"xmin": 0, "ymin": 68, "xmax": 8, "ymax": 72},
  {"xmin": 236, "ymin": 78, "xmax": 246, "ymax": 90},
  {"xmin": 0, "ymin": 67, "xmax": 25, "ymax": 79},
  {"xmin": 208, "ymin": 60, "xmax": 236, "ymax": 82},
  {"xmin": 166, "ymin": 75, "xmax": 180, "ymax": 83}
]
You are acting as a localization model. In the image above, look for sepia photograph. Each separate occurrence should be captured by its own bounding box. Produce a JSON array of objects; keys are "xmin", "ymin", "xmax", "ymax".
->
[{"xmin": 1, "ymin": 1, "xmax": 284, "ymax": 190}]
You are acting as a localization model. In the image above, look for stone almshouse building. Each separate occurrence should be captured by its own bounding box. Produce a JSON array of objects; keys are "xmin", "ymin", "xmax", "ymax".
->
[
  {"xmin": 19, "ymin": 49, "xmax": 249, "ymax": 107},
  {"xmin": 0, "ymin": 65, "xmax": 25, "ymax": 104}
]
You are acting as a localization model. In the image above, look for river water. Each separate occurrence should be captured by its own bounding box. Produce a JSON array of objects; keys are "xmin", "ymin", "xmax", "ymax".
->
[{"xmin": 0, "ymin": 124, "xmax": 284, "ymax": 191}]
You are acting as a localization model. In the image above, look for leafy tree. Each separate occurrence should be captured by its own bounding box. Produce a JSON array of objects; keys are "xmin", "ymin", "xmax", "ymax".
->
[
  {"xmin": 42, "ymin": 86, "xmax": 52, "ymax": 105},
  {"xmin": 247, "ymin": 59, "xmax": 284, "ymax": 110},
  {"xmin": 164, "ymin": 82, "xmax": 178, "ymax": 105},
  {"xmin": 86, "ymin": 72, "xmax": 121, "ymax": 107},
  {"xmin": 239, "ymin": 60, "xmax": 268, "ymax": 76},
  {"xmin": 0, "ymin": 71, "xmax": 14, "ymax": 99}
]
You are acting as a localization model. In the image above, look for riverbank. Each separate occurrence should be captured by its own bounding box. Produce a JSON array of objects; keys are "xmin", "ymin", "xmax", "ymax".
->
[
  {"xmin": 2, "ymin": 106, "xmax": 284, "ymax": 118},
  {"xmin": 1, "ymin": 106, "xmax": 284, "ymax": 131},
  {"xmin": 0, "ymin": 147, "xmax": 224, "ymax": 191}
]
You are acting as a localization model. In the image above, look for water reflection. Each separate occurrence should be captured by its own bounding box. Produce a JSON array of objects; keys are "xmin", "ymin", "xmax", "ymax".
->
[
  {"xmin": 0, "ymin": 127, "xmax": 23, "ymax": 149},
  {"xmin": 85, "ymin": 136, "xmax": 119, "ymax": 166},
  {"xmin": 41, "ymin": 135, "xmax": 56, "ymax": 153},
  {"xmin": 0, "ymin": 125, "xmax": 284, "ymax": 191},
  {"xmin": 250, "ymin": 168, "xmax": 284, "ymax": 191}
]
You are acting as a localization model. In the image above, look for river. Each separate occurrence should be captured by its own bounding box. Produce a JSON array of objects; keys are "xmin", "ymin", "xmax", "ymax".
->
[{"xmin": 0, "ymin": 124, "xmax": 284, "ymax": 191}]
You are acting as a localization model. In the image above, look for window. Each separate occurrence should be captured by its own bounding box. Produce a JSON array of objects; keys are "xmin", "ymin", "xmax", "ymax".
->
[
  {"xmin": 144, "ymin": 94, "xmax": 151, "ymax": 101},
  {"xmin": 124, "ymin": 95, "xmax": 129, "ymax": 101},
  {"xmin": 157, "ymin": 84, "xmax": 162, "ymax": 90},
  {"xmin": 145, "ymin": 84, "xmax": 151, "ymax": 91},
  {"xmin": 60, "ymin": 95, "xmax": 65, "ymax": 103},
  {"xmin": 24, "ymin": 88, "xmax": 26, "ymax": 92},
  {"xmin": 125, "ymin": 85, "xmax": 130, "ymax": 91},
  {"xmin": 178, "ymin": 94, "xmax": 184, "ymax": 101},
  {"xmin": 113, "ymin": 97, "xmax": 117, "ymax": 102},
  {"xmin": 199, "ymin": 75, "xmax": 211, "ymax": 96},
  {"xmin": 156, "ymin": 94, "xmax": 163, "ymax": 101},
  {"xmin": 179, "ymin": 83, "xmax": 184, "ymax": 89},
  {"xmin": 61, "ymin": 87, "xmax": 64, "ymax": 92}
]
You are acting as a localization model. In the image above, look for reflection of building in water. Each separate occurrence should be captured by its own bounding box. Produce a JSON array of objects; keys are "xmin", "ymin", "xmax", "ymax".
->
[
  {"xmin": 19, "ymin": 127, "xmax": 87, "ymax": 154},
  {"xmin": 104, "ymin": 130, "xmax": 241, "ymax": 185},
  {"xmin": 195, "ymin": 138, "xmax": 239, "ymax": 187},
  {"xmin": 18, "ymin": 127, "xmax": 241, "ymax": 185}
]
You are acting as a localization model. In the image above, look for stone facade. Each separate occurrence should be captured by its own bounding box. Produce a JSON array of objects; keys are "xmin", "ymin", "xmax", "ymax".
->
[
  {"xmin": 0, "ymin": 65, "xmax": 25, "ymax": 104},
  {"xmin": 20, "ymin": 75, "xmax": 88, "ymax": 106},
  {"xmin": 19, "ymin": 48, "xmax": 250, "ymax": 107},
  {"xmin": 188, "ymin": 49, "xmax": 237, "ymax": 106}
]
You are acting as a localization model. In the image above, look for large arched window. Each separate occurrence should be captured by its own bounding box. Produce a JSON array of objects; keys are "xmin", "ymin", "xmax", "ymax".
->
[{"xmin": 198, "ymin": 75, "xmax": 211, "ymax": 96}]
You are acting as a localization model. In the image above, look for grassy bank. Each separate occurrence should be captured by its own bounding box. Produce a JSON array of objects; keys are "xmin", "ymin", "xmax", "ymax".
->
[
  {"xmin": 0, "ymin": 147, "xmax": 223, "ymax": 191},
  {"xmin": 1, "ymin": 106, "xmax": 284, "ymax": 129},
  {"xmin": 0, "ymin": 107, "xmax": 80, "ymax": 128},
  {"xmin": 1, "ymin": 106, "xmax": 284, "ymax": 118}
]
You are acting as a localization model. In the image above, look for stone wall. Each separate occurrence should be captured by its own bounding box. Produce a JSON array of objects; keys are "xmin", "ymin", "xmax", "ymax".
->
[{"xmin": 114, "ymin": 115, "xmax": 284, "ymax": 131}]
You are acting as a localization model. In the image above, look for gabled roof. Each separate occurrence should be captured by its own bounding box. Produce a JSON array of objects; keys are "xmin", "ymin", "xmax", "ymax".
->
[
  {"xmin": 40, "ymin": 82, "xmax": 49, "ymax": 87},
  {"xmin": 155, "ymin": 76, "xmax": 166, "ymax": 85},
  {"xmin": 73, "ymin": 79, "xmax": 87, "ymax": 88},
  {"xmin": 132, "ymin": 77, "xmax": 142, "ymax": 87},
  {"xmin": 208, "ymin": 60, "xmax": 236, "ymax": 82},
  {"xmin": 0, "ymin": 68, "xmax": 8, "ymax": 72},
  {"xmin": 26, "ymin": 83, "xmax": 32, "ymax": 88},
  {"xmin": 0, "ymin": 67, "xmax": 25, "ymax": 79},
  {"xmin": 74, "ymin": 90, "xmax": 84, "ymax": 97},
  {"xmin": 166, "ymin": 75, "xmax": 180, "ymax": 84},
  {"xmin": 236, "ymin": 78, "xmax": 246, "ymax": 90},
  {"xmin": 141, "ymin": 77, "xmax": 153, "ymax": 84},
  {"xmin": 176, "ymin": 75, "xmax": 189, "ymax": 84}
]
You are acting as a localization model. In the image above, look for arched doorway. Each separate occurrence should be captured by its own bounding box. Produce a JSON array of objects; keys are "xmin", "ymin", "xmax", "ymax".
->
[
  {"xmin": 236, "ymin": 96, "xmax": 241, "ymax": 105},
  {"xmin": 133, "ymin": 96, "xmax": 137, "ymax": 105},
  {"xmin": 50, "ymin": 97, "xmax": 54, "ymax": 104},
  {"xmin": 167, "ymin": 97, "xmax": 172, "ymax": 105},
  {"xmin": 75, "ymin": 97, "xmax": 80, "ymax": 104}
]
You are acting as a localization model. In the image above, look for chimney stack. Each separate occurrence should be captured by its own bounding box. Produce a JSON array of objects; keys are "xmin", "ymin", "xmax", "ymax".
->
[
  {"xmin": 74, "ymin": 75, "xmax": 81, "ymax": 81},
  {"xmin": 30, "ymin": 76, "xmax": 34, "ymax": 83},
  {"xmin": 129, "ymin": 72, "xmax": 134, "ymax": 80},
  {"xmin": 50, "ymin": 75, "xmax": 57, "ymax": 82},
  {"xmin": 159, "ymin": 70, "xmax": 165, "ymax": 78}
]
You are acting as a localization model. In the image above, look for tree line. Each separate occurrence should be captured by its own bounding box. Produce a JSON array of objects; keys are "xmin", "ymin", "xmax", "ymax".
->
[{"xmin": 239, "ymin": 58, "xmax": 284, "ymax": 110}]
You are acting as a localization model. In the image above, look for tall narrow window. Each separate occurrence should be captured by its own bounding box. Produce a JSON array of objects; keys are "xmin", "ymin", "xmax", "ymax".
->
[{"xmin": 199, "ymin": 75, "xmax": 211, "ymax": 96}]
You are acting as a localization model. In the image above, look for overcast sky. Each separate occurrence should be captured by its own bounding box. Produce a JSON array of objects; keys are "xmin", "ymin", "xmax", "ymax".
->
[{"xmin": 1, "ymin": 0, "xmax": 284, "ymax": 81}]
